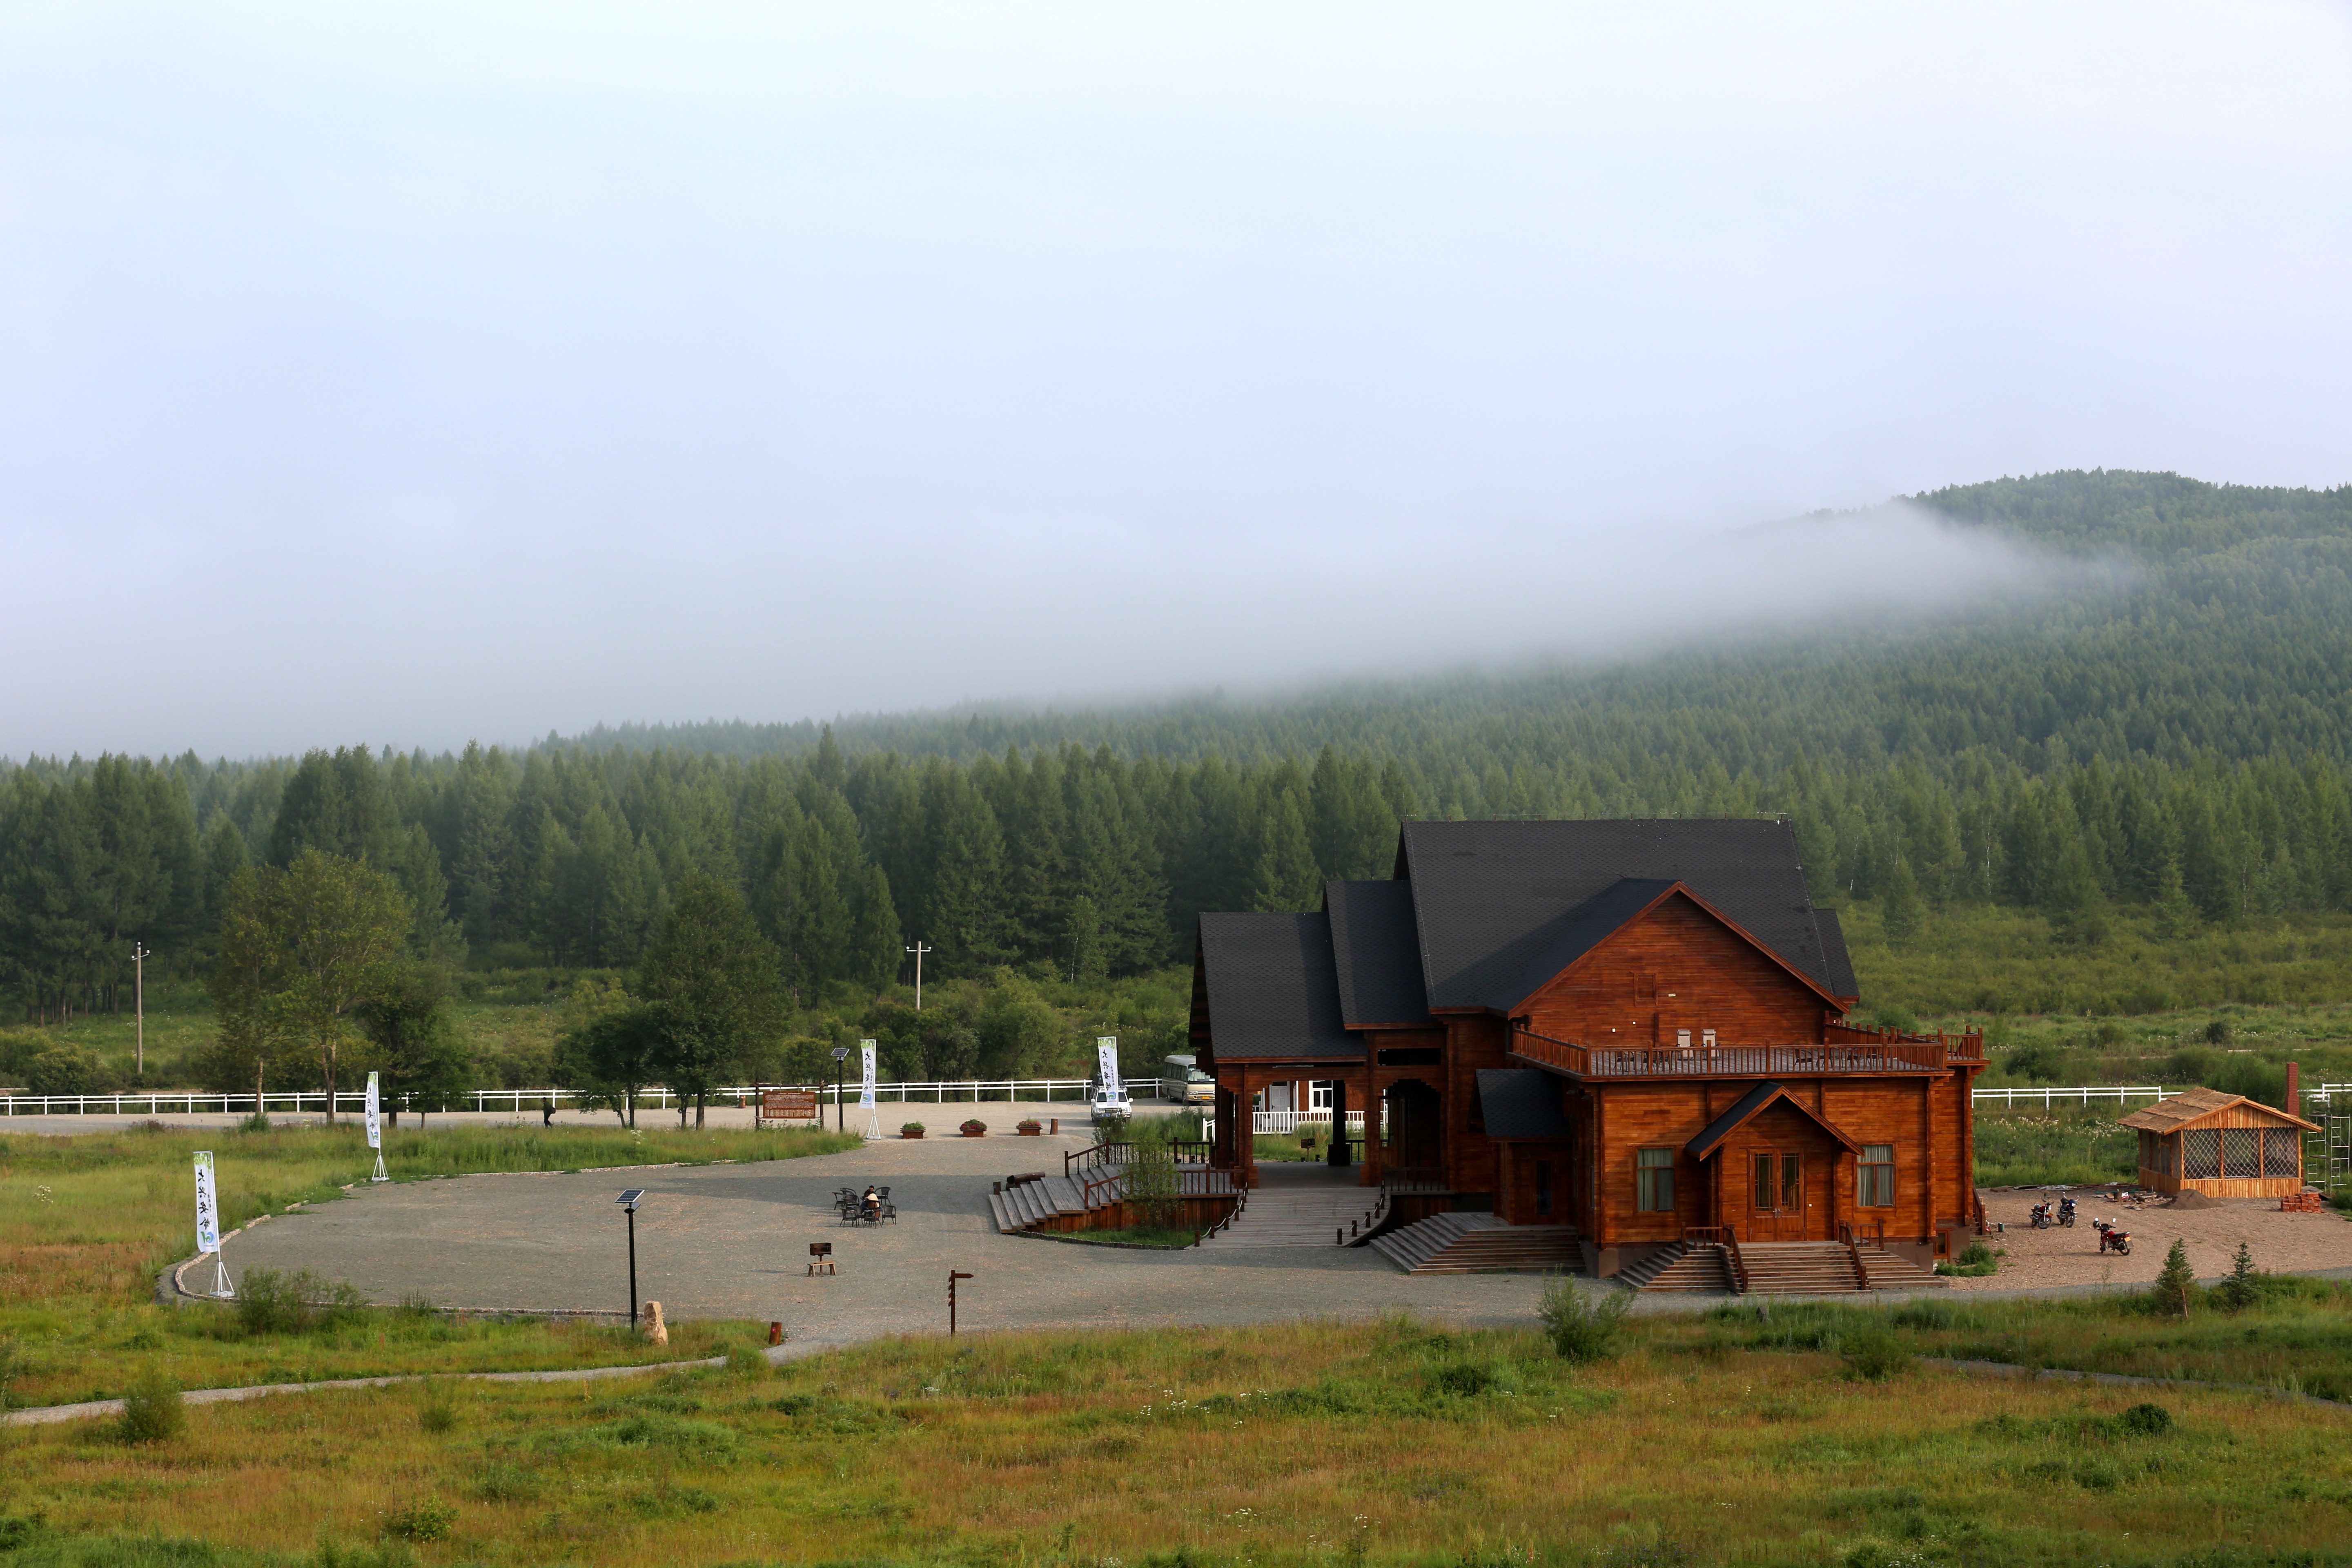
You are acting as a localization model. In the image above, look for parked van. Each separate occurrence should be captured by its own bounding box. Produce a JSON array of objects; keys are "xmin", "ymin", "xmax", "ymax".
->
[{"xmin": 1162, "ymin": 1054, "xmax": 1216, "ymax": 1105}]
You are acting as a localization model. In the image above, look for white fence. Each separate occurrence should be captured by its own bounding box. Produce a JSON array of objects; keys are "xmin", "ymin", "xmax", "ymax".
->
[
  {"xmin": 1970, "ymin": 1085, "xmax": 2171, "ymax": 1108},
  {"xmin": 0, "ymin": 1077, "xmax": 1170, "ymax": 1118}
]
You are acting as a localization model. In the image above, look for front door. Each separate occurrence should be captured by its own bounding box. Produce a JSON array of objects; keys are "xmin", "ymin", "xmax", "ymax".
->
[{"xmin": 1749, "ymin": 1150, "xmax": 1809, "ymax": 1241}]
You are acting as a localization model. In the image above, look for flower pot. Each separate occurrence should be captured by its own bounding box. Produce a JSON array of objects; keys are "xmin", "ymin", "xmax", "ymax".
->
[
  {"xmin": 1018, "ymin": 1127, "xmax": 1042, "ymax": 1136},
  {"xmin": 960, "ymin": 1127, "xmax": 986, "ymax": 1138},
  {"xmin": 901, "ymin": 1129, "xmax": 925, "ymax": 1139}
]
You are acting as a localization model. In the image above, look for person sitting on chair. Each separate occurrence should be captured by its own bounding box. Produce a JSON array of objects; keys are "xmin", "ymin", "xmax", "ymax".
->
[{"xmin": 862, "ymin": 1185, "xmax": 882, "ymax": 1221}]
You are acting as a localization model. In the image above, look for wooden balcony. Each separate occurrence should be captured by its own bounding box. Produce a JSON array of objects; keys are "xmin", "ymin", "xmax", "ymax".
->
[{"xmin": 1510, "ymin": 1024, "xmax": 1981, "ymax": 1081}]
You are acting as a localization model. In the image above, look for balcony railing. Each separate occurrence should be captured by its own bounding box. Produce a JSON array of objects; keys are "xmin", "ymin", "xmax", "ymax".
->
[{"xmin": 1510, "ymin": 1025, "xmax": 1979, "ymax": 1080}]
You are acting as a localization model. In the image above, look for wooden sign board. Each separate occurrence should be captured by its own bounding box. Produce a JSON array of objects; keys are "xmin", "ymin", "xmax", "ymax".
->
[{"xmin": 762, "ymin": 1089, "xmax": 819, "ymax": 1120}]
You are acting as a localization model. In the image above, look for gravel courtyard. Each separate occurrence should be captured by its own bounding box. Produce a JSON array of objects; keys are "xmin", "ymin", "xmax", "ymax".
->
[
  {"xmin": 212, "ymin": 1129, "xmax": 1561, "ymax": 1353},
  {"xmin": 1956, "ymin": 1186, "xmax": 2352, "ymax": 1290}
]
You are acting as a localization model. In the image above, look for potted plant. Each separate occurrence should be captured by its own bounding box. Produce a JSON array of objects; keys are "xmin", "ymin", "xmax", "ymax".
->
[
  {"xmin": 901, "ymin": 1121, "xmax": 926, "ymax": 1139},
  {"xmin": 960, "ymin": 1118, "xmax": 988, "ymax": 1138},
  {"xmin": 1016, "ymin": 1118, "xmax": 1043, "ymax": 1136}
]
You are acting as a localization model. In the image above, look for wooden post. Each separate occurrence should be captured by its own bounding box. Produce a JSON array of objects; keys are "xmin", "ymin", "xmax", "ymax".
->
[
  {"xmin": 1593, "ymin": 1087, "xmax": 1608, "ymax": 1249},
  {"xmin": 1360, "ymin": 1070, "xmax": 1384, "ymax": 1187}
]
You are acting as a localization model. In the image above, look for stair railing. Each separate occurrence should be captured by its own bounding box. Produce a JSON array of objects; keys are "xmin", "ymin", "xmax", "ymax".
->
[
  {"xmin": 1722, "ymin": 1225, "xmax": 1748, "ymax": 1294},
  {"xmin": 1839, "ymin": 1224, "xmax": 1871, "ymax": 1290}
]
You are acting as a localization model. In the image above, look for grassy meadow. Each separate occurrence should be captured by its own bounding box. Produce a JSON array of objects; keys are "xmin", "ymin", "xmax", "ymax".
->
[
  {"xmin": 0, "ymin": 1122, "xmax": 854, "ymax": 1408},
  {"xmin": 2, "ymin": 1313, "xmax": 2347, "ymax": 1568}
]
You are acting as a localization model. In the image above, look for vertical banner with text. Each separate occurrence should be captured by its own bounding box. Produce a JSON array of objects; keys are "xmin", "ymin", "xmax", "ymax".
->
[
  {"xmin": 1097, "ymin": 1036, "xmax": 1121, "ymax": 1096},
  {"xmin": 859, "ymin": 1039, "xmax": 880, "ymax": 1138},
  {"xmin": 365, "ymin": 1072, "xmax": 382, "ymax": 1150},
  {"xmin": 193, "ymin": 1150, "xmax": 221, "ymax": 1256}
]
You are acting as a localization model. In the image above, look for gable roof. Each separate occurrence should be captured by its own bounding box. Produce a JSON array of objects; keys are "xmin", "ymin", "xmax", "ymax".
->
[
  {"xmin": 1195, "ymin": 911, "xmax": 1363, "ymax": 1062},
  {"xmin": 1395, "ymin": 819, "xmax": 1854, "ymax": 1012},
  {"xmin": 1491, "ymin": 878, "xmax": 1846, "ymax": 1015},
  {"xmin": 1326, "ymin": 879, "xmax": 1431, "ymax": 1027},
  {"xmin": 1685, "ymin": 1080, "xmax": 1863, "ymax": 1160},
  {"xmin": 1476, "ymin": 1069, "xmax": 1573, "ymax": 1139},
  {"xmin": 2118, "ymin": 1085, "xmax": 2319, "ymax": 1134}
]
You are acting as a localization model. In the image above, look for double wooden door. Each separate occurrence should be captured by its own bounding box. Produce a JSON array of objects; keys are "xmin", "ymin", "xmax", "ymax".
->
[{"xmin": 1748, "ymin": 1149, "xmax": 1815, "ymax": 1240}]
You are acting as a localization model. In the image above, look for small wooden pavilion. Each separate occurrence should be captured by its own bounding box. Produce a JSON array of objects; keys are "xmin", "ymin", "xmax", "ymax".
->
[{"xmin": 2120, "ymin": 1087, "xmax": 2318, "ymax": 1199}]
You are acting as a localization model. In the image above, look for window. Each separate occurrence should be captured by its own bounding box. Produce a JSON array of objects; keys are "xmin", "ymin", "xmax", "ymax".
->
[
  {"xmin": 2182, "ymin": 1128, "xmax": 2221, "ymax": 1179},
  {"xmin": 2223, "ymin": 1127, "xmax": 2260, "ymax": 1178},
  {"xmin": 1780, "ymin": 1154, "xmax": 1802, "ymax": 1212},
  {"xmin": 1751, "ymin": 1153, "xmax": 1775, "ymax": 1209},
  {"xmin": 1860, "ymin": 1144, "xmax": 1895, "ymax": 1208},
  {"xmin": 1636, "ymin": 1148, "xmax": 1675, "ymax": 1212},
  {"xmin": 1309, "ymin": 1081, "xmax": 1334, "ymax": 1111},
  {"xmin": 2263, "ymin": 1128, "xmax": 2301, "ymax": 1177}
]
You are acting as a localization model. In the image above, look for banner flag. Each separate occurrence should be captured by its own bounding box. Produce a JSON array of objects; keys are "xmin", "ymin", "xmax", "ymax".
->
[
  {"xmin": 1097, "ymin": 1037, "xmax": 1121, "ymax": 1096},
  {"xmin": 365, "ymin": 1072, "xmax": 382, "ymax": 1150},
  {"xmin": 859, "ymin": 1042, "xmax": 878, "ymax": 1108},
  {"xmin": 193, "ymin": 1150, "xmax": 221, "ymax": 1255}
]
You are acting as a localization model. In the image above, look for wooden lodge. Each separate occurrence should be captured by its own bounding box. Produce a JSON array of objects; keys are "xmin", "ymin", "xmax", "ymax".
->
[
  {"xmin": 1191, "ymin": 819, "xmax": 1985, "ymax": 1278},
  {"xmin": 2119, "ymin": 1086, "xmax": 2318, "ymax": 1200}
]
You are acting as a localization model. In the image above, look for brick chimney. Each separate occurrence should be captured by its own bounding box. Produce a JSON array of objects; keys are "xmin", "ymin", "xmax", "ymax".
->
[{"xmin": 2285, "ymin": 1060, "xmax": 2300, "ymax": 1116}]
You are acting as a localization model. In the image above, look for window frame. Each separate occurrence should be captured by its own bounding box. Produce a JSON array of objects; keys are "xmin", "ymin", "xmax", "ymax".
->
[
  {"xmin": 1635, "ymin": 1147, "xmax": 1676, "ymax": 1213},
  {"xmin": 1858, "ymin": 1143, "xmax": 1895, "ymax": 1209}
]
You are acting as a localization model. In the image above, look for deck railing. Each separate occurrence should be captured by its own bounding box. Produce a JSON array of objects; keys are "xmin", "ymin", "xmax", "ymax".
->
[
  {"xmin": 1510, "ymin": 1026, "xmax": 1967, "ymax": 1080},
  {"xmin": 1379, "ymin": 1165, "xmax": 1448, "ymax": 1194}
]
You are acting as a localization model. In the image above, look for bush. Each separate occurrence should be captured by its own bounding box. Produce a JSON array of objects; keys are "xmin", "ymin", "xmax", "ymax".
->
[
  {"xmin": 117, "ymin": 1368, "xmax": 184, "ymax": 1443},
  {"xmin": 1838, "ymin": 1326, "xmax": 1914, "ymax": 1381},
  {"xmin": 238, "ymin": 1111, "xmax": 272, "ymax": 1133},
  {"xmin": 901, "ymin": 1121, "xmax": 925, "ymax": 1134},
  {"xmin": 2216, "ymin": 1241, "xmax": 2263, "ymax": 1313},
  {"xmin": 237, "ymin": 1267, "xmax": 369, "ymax": 1336},
  {"xmin": 418, "ymin": 1380, "xmax": 458, "ymax": 1432},
  {"xmin": 382, "ymin": 1501, "xmax": 457, "ymax": 1542},
  {"xmin": 24, "ymin": 1046, "xmax": 98, "ymax": 1097},
  {"xmin": 2151, "ymin": 1238, "xmax": 2198, "ymax": 1317},
  {"xmin": 960, "ymin": 1119, "xmax": 987, "ymax": 1135},
  {"xmin": 2119, "ymin": 1401, "xmax": 2173, "ymax": 1435},
  {"xmin": 1536, "ymin": 1278, "xmax": 1630, "ymax": 1363}
]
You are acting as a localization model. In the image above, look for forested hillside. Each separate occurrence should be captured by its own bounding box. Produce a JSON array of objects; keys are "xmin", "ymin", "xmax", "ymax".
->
[{"xmin": 4, "ymin": 469, "xmax": 2349, "ymax": 1061}]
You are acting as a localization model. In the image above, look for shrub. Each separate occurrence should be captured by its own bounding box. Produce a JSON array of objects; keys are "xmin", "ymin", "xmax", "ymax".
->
[
  {"xmin": 1536, "ymin": 1278, "xmax": 1630, "ymax": 1363},
  {"xmin": 25, "ymin": 1046, "xmax": 98, "ymax": 1097},
  {"xmin": 2119, "ymin": 1401, "xmax": 2173, "ymax": 1435},
  {"xmin": 238, "ymin": 1111, "xmax": 272, "ymax": 1133},
  {"xmin": 117, "ymin": 1368, "xmax": 185, "ymax": 1443},
  {"xmin": 237, "ymin": 1267, "xmax": 369, "ymax": 1336},
  {"xmin": 1839, "ymin": 1326, "xmax": 1914, "ymax": 1381},
  {"xmin": 901, "ymin": 1121, "xmax": 925, "ymax": 1134},
  {"xmin": 418, "ymin": 1381, "xmax": 458, "ymax": 1432},
  {"xmin": 382, "ymin": 1501, "xmax": 457, "ymax": 1542},
  {"xmin": 960, "ymin": 1119, "xmax": 987, "ymax": 1135}
]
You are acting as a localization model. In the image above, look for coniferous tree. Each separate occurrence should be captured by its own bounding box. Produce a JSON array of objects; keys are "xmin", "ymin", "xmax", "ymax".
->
[{"xmin": 636, "ymin": 872, "xmax": 786, "ymax": 1127}]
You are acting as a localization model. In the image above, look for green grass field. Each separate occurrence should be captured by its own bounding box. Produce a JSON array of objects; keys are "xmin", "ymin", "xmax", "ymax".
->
[
  {"xmin": 2, "ymin": 1312, "xmax": 2345, "ymax": 1568},
  {"xmin": 0, "ymin": 1122, "xmax": 854, "ymax": 1408}
]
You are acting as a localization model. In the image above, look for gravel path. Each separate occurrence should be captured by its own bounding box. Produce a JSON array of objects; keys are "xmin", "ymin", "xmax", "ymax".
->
[{"xmin": 1954, "ymin": 1187, "xmax": 2352, "ymax": 1290}]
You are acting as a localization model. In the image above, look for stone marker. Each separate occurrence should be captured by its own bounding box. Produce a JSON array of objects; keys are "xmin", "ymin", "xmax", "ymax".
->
[{"xmin": 642, "ymin": 1300, "xmax": 669, "ymax": 1345}]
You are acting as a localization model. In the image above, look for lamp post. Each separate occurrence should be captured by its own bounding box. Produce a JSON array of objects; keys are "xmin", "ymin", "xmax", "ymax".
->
[
  {"xmin": 831, "ymin": 1046, "xmax": 851, "ymax": 1133},
  {"xmin": 617, "ymin": 1189, "xmax": 644, "ymax": 1327}
]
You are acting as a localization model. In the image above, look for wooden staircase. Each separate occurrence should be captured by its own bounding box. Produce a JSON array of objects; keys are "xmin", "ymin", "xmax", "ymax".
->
[
  {"xmin": 1619, "ymin": 1242, "xmax": 1733, "ymax": 1292},
  {"xmin": 1369, "ymin": 1213, "xmax": 1585, "ymax": 1274},
  {"xmin": 988, "ymin": 1174, "xmax": 1091, "ymax": 1232},
  {"xmin": 1617, "ymin": 1237, "xmax": 1949, "ymax": 1294}
]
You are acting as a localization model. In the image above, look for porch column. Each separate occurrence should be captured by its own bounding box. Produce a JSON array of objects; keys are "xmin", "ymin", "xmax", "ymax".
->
[
  {"xmin": 1360, "ymin": 1071, "xmax": 1383, "ymax": 1187},
  {"xmin": 1327, "ymin": 1078, "xmax": 1350, "ymax": 1169},
  {"xmin": 1238, "ymin": 1066, "xmax": 1258, "ymax": 1189}
]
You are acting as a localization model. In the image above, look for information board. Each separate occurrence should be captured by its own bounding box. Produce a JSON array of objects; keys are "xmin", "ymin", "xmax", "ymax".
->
[{"xmin": 762, "ymin": 1088, "xmax": 819, "ymax": 1120}]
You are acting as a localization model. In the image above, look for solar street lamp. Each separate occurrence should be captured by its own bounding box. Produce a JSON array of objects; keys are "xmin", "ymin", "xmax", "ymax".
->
[
  {"xmin": 617, "ymin": 1189, "xmax": 644, "ymax": 1327},
  {"xmin": 831, "ymin": 1046, "xmax": 851, "ymax": 1132}
]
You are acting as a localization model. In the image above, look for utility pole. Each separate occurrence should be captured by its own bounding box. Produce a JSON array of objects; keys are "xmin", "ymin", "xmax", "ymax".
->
[
  {"xmin": 905, "ymin": 942, "xmax": 932, "ymax": 1010},
  {"xmin": 132, "ymin": 943, "xmax": 150, "ymax": 1082}
]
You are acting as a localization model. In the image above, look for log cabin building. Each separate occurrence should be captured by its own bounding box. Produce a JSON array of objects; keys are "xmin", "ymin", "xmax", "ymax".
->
[
  {"xmin": 2119, "ymin": 1086, "xmax": 2317, "ymax": 1200},
  {"xmin": 1191, "ymin": 819, "xmax": 1986, "ymax": 1278}
]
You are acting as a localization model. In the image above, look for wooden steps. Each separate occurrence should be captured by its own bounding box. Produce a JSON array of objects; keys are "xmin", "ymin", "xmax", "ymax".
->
[
  {"xmin": 1369, "ymin": 1213, "xmax": 1584, "ymax": 1274},
  {"xmin": 1194, "ymin": 1177, "xmax": 1380, "ymax": 1249},
  {"xmin": 1622, "ymin": 1243, "xmax": 1732, "ymax": 1292},
  {"xmin": 1854, "ymin": 1245, "xmax": 1947, "ymax": 1291},
  {"xmin": 1736, "ymin": 1241, "xmax": 1864, "ymax": 1295}
]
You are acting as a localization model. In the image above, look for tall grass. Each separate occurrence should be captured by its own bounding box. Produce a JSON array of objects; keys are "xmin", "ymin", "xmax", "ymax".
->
[
  {"xmin": 0, "ymin": 1122, "xmax": 848, "ymax": 1407},
  {"xmin": 1971, "ymin": 1107, "xmax": 2138, "ymax": 1187},
  {"xmin": 0, "ymin": 1317, "xmax": 2342, "ymax": 1567}
]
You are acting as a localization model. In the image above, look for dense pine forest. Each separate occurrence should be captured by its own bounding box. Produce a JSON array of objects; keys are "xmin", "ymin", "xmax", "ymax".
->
[{"xmin": 4, "ymin": 469, "xmax": 2351, "ymax": 1091}]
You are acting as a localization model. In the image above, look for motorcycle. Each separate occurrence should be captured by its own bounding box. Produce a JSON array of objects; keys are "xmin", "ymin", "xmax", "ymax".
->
[
  {"xmin": 2093, "ymin": 1218, "xmax": 2132, "ymax": 1256},
  {"xmin": 2058, "ymin": 1196, "xmax": 2078, "ymax": 1228},
  {"xmin": 2030, "ymin": 1200, "xmax": 2055, "ymax": 1229}
]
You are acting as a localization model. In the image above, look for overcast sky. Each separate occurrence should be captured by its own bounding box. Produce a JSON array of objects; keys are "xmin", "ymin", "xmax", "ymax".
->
[{"xmin": 3, "ymin": 3, "xmax": 2348, "ymax": 758}]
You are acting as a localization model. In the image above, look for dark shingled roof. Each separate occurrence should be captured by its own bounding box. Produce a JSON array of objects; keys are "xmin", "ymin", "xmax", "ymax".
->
[
  {"xmin": 1326, "ymin": 879, "xmax": 1430, "ymax": 1027},
  {"xmin": 1196, "ymin": 911, "xmax": 1364, "ymax": 1061},
  {"xmin": 1685, "ymin": 1081, "xmax": 1861, "ymax": 1160},
  {"xmin": 1812, "ymin": 907, "xmax": 1859, "ymax": 1000},
  {"xmin": 1398, "ymin": 819, "xmax": 1851, "ymax": 1011},
  {"xmin": 1477, "ymin": 1069, "xmax": 1573, "ymax": 1139}
]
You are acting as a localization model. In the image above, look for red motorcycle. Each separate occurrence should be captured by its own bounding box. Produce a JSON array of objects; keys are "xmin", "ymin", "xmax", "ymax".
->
[{"xmin": 2093, "ymin": 1218, "xmax": 2132, "ymax": 1256}]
